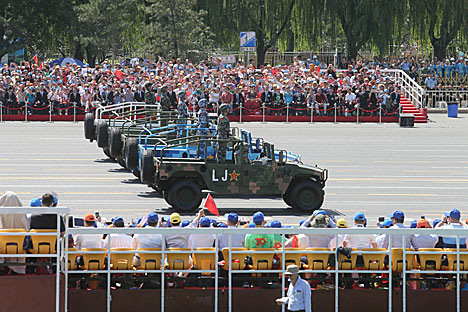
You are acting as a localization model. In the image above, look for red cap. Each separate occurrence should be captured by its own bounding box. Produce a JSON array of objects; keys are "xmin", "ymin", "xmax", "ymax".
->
[{"xmin": 417, "ymin": 219, "xmax": 431, "ymax": 228}]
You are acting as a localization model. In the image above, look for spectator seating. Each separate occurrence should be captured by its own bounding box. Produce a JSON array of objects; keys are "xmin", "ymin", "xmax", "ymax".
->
[
  {"xmin": 221, "ymin": 247, "xmax": 248, "ymax": 271},
  {"xmin": 418, "ymin": 248, "xmax": 443, "ymax": 271},
  {"xmin": 0, "ymin": 229, "xmax": 27, "ymax": 254},
  {"xmin": 277, "ymin": 248, "xmax": 303, "ymax": 268},
  {"xmin": 361, "ymin": 248, "xmax": 386, "ymax": 270},
  {"xmin": 304, "ymin": 248, "xmax": 332, "ymax": 270},
  {"xmin": 136, "ymin": 248, "xmax": 162, "ymax": 270},
  {"xmin": 445, "ymin": 249, "xmax": 468, "ymax": 271},
  {"xmin": 67, "ymin": 248, "xmax": 79, "ymax": 270},
  {"xmin": 166, "ymin": 248, "xmax": 191, "ymax": 270},
  {"xmin": 81, "ymin": 248, "xmax": 107, "ymax": 270},
  {"xmin": 30, "ymin": 229, "xmax": 57, "ymax": 254},
  {"xmin": 391, "ymin": 248, "xmax": 416, "ymax": 272},
  {"xmin": 110, "ymin": 248, "xmax": 135, "ymax": 270},
  {"xmin": 337, "ymin": 248, "xmax": 358, "ymax": 270},
  {"xmin": 192, "ymin": 248, "xmax": 217, "ymax": 275}
]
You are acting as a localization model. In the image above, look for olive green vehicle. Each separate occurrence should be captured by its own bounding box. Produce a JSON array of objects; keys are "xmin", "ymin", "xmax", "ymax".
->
[{"xmin": 142, "ymin": 136, "xmax": 328, "ymax": 212}]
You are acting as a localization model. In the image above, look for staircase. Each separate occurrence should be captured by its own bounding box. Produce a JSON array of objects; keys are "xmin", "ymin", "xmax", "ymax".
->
[{"xmin": 400, "ymin": 95, "xmax": 427, "ymax": 123}]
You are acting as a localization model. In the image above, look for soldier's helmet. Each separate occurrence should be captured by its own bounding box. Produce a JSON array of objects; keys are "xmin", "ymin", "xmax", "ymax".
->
[
  {"xmin": 198, "ymin": 99, "xmax": 207, "ymax": 108},
  {"xmin": 219, "ymin": 104, "xmax": 229, "ymax": 112},
  {"xmin": 144, "ymin": 82, "xmax": 152, "ymax": 89}
]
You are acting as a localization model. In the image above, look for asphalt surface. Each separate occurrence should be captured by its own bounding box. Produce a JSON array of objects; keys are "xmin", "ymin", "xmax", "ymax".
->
[{"xmin": 0, "ymin": 114, "xmax": 467, "ymax": 227}]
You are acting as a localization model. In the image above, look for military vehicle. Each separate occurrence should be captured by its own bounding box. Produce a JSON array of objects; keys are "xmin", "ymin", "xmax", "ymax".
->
[{"xmin": 140, "ymin": 135, "xmax": 327, "ymax": 212}]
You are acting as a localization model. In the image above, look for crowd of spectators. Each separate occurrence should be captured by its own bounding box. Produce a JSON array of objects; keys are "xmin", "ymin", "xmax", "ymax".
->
[{"xmin": 0, "ymin": 56, "xmax": 403, "ymax": 118}]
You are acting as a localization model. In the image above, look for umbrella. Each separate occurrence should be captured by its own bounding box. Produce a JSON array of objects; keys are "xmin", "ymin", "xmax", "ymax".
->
[{"xmin": 49, "ymin": 57, "xmax": 85, "ymax": 68}]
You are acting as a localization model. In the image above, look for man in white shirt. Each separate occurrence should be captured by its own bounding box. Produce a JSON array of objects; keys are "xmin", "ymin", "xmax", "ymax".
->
[
  {"xmin": 413, "ymin": 218, "xmax": 438, "ymax": 248},
  {"xmin": 132, "ymin": 212, "xmax": 162, "ymax": 249},
  {"xmin": 187, "ymin": 210, "xmax": 216, "ymax": 249},
  {"xmin": 435, "ymin": 209, "xmax": 467, "ymax": 248},
  {"xmin": 165, "ymin": 212, "xmax": 189, "ymax": 248},
  {"xmin": 74, "ymin": 213, "xmax": 102, "ymax": 250},
  {"xmin": 102, "ymin": 216, "xmax": 132, "ymax": 249},
  {"xmin": 219, "ymin": 213, "xmax": 245, "ymax": 251},
  {"xmin": 343, "ymin": 212, "xmax": 377, "ymax": 250},
  {"xmin": 329, "ymin": 218, "xmax": 347, "ymax": 249},
  {"xmin": 276, "ymin": 265, "xmax": 312, "ymax": 312},
  {"xmin": 300, "ymin": 211, "xmax": 334, "ymax": 248},
  {"xmin": 382, "ymin": 210, "xmax": 419, "ymax": 249}
]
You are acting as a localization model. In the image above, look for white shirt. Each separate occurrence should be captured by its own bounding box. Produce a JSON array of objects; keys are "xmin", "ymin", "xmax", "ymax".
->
[
  {"xmin": 286, "ymin": 276, "xmax": 312, "ymax": 312},
  {"xmin": 382, "ymin": 223, "xmax": 418, "ymax": 249},
  {"xmin": 74, "ymin": 233, "xmax": 102, "ymax": 250},
  {"xmin": 345, "ymin": 92, "xmax": 356, "ymax": 102},
  {"xmin": 375, "ymin": 234, "xmax": 386, "ymax": 248},
  {"xmin": 219, "ymin": 226, "xmax": 245, "ymax": 250},
  {"xmin": 413, "ymin": 234, "xmax": 438, "ymax": 248},
  {"xmin": 132, "ymin": 227, "xmax": 163, "ymax": 249},
  {"xmin": 102, "ymin": 233, "xmax": 133, "ymax": 249},
  {"xmin": 343, "ymin": 225, "xmax": 376, "ymax": 250},
  {"xmin": 187, "ymin": 232, "xmax": 216, "ymax": 250},
  {"xmin": 328, "ymin": 234, "xmax": 345, "ymax": 249},
  {"xmin": 165, "ymin": 225, "xmax": 189, "ymax": 248}
]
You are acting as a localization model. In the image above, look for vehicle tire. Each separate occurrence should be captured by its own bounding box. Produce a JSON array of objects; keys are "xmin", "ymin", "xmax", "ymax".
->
[
  {"xmin": 103, "ymin": 148, "xmax": 113, "ymax": 159},
  {"xmin": 282, "ymin": 192, "xmax": 293, "ymax": 207},
  {"xmin": 109, "ymin": 128, "xmax": 123, "ymax": 158},
  {"xmin": 163, "ymin": 190, "xmax": 172, "ymax": 206},
  {"xmin": 118, "ymin": 157, "xmax": 127, "ymax": 169},
  {"xmin": 84, "ymin": 113, "xmax": 96, "ymax": 141},
  {"xmin": 168, "ymin": 180, "xmax": 202, "ymax": 212},
  {"xmin": 96, "ymin": 120, "xmax": 109, "ymax": 148},
  {"xmin": 125, "ymin": 138, "xmax": 139, "ymax": 170},
  {"xmin": 140, "ymin": 150, "xmax": 155, "ymax": 185},
  {"xmin": 133, "ymin": 169, "xmax": 141, "ymax": 179},
  {"xmin": 289, "ymin": 180, "xmax": 324, "ymax": 212}
]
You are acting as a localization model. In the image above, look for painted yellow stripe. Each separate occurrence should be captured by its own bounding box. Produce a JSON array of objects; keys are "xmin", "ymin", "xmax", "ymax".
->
[
  {"xmin": 62, "ymin": 192, "xmax": 134, "ymax": 195},
  {"xmin": 368, "ymin": 193, "xmax": 438, "ymax": 196}
]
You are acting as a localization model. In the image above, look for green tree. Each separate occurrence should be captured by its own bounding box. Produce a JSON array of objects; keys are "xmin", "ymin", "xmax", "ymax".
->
[
  {"xmin": 144, "ymin": 0, "xmax": 213, "ymax": 59},
  {"xmin": 410, "ymin": 0, "xmax": 467, "ymax": 59}
]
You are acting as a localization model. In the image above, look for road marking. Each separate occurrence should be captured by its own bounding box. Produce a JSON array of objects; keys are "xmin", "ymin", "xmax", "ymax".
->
[
  {"xmin": 367, "ymin": 193, "xmax": 438, "ymax": 196},
  {"xmin": 62, "ymin": 192, "xmax": 134, "ymax": 195}
]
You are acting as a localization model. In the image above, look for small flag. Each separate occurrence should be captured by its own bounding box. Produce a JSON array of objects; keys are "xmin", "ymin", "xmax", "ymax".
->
[
  {"xmin": 39, "ymin": 62, "xmax": 43, "ymax": 70},
  {"xmin": 204, "ymin": 193, "xmax": 219, "ymax": 216},
  {"xmin": 32, "ymin": 54, "xmax": 38, "ymax": 64},
  {"xmin": 114, "ymin": 69, "xmax": 124, "ymax": 80}
]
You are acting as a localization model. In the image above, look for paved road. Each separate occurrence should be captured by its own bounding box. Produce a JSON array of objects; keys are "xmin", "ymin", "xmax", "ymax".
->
[{"xmin": 0, "ymin": 114, "xmax": 467, "ymax": 226}]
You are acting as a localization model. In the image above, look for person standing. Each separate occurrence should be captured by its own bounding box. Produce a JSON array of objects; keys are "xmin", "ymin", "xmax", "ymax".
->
[
  {"xmin": 276, "ymin": 264, "xmax": 312, "ymax": 312},
  {"xmin": 159, "ymin": 85, "xmax": 171, "ymax": 127},
  {"xmin": 177, "ymin": 91, "xmax": 189, "ymax": 137},
  {"xmin": 196, "ymin": 99, "xmax": 210, "ymax": 158},
  {"xmin": 144, "ymin": 82, "xmax": 155, "ymax": 106},
  {"xmin": 216, "ymin": 104, "xmax": 230, "ymax": 163}
]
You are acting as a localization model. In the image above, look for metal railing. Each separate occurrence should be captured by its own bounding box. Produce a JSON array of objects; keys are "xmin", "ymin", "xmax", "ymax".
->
[
  {"xmin": 61, "ymin": 226, "xmax": 468, "ymax": 312},
  {"xmin": 424, "ymin": 90, "xmax": 468, "ymax": 108},
  {"xmin": 0, "ymin": 207, "xmax": 70, "ymax": 312}
]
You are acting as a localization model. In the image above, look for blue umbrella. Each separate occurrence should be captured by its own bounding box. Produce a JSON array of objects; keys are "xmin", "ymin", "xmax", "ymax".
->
[{"xmin": 49, "ymin": 57, "xmax": 85, "ymax": 68}]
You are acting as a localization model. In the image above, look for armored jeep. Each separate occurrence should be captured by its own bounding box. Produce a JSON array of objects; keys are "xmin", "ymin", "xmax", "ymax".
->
[{"xmin": 142, "ymin": 136, "xmax": 327, "ymax": 212}]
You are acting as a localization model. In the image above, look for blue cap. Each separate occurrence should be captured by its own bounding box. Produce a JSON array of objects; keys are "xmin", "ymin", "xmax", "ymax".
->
[
  {"xmin": 313, "ymin": 210, "xmax": 326, "ymax": 217},
  {"xmin": 410, "ymin": 220, "xmax": 418, "ymax": 228},
  {"xmin": 444, "ymin": 211, "xmax": 450, "ymax": 217},
  {"xmin": 253, "ymin": 211, "xmax": 264, "ymax": 224},
  {"xmin": 52, "ymin": 195, "xmax": 58, "ymax": 205},
  {"xmin": 449, "ymin": 209, "xmax": 461, "ymax": 220},
  {"xmin": 270, "ymin": 220, "xmax": 282, "ymax": 228},
  {"xmin": 433, "ymin": 219, "xmax": 441, "ymax": 228},
  {"xmin": 210, "ymin": 219, "xmax": 218, "ymax": 226},
  {"xmin": 147, "ymin": 212, "xmax": 159, "ymax": 223},
  {"xmin": 380, "ymin": 218, "xmax": 393, "ymax": 228},
  {"xmin": 218, "ymin": 223, "xmax": 227, "ymax": 228},
  {"xmin": 353, "ymin": 212, "xmax": 366, "ymax": 221},
  {"xmin": 30, "ymin": 198, "xmax": 42, "ymax": 207},
  {"xmin": 181, "ymin": 220, "xmax": 190, "ymax": 227},
  {"xmin": 392, "ymin": 210, "xmax": 404, "ymax": 219},
  {"xmin": 248, "ymin": 222, "xmax": 256, "ymax": 228},
  {"xmin": 113, "ymin": 216, "xmax": 124, "ymax": 224},
  {"xmin": 200, "ymin": 217, "xmax": 211, "ymax": 227},
  {"xmin": 225, "ymin": 213, "xmax": 239, "ymax": 224}
]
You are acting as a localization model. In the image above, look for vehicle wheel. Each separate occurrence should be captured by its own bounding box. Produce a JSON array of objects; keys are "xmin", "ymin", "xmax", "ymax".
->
[
  {"xmin": 133, "ymin": 169, "xmax": 141, "ymax": 179},
  {"xmin": 290, "ymin": 180, "xmax": 324, "ymax": 212},
  {"xmin": 118, "ymin": 157, "xmax": 127, "ymax": 169},
  {"xmin": 125, "ymin": 138, "xmax": 139, "ymax": 170},
  {"xmin": 163, "ymin": 190, "xmax": 172, "ymax": 206},
  {"xmin": 103, "ymin": 148, "xmax": 113, "ymax": 159},
  {"xmin": 140, "ymin": 150, "xmax": 155, "ymax": 185},
  {"xmin": 168, "ymin": 180, "xmax": 202, "ymax": 212},
  {"xmin": 96, "ymin": 120, "xmax": 109, "ymax": 148},
  {"xmin": 109, "ymin": 128, "xmax": 123, "ymax": 158},
  {"xmin": 282, "ymin": 192, "xmax": 293, "ymax": 207},
  {"xmin": 84, "ymin": 113, "xmax": 95, "ymax": 141}
]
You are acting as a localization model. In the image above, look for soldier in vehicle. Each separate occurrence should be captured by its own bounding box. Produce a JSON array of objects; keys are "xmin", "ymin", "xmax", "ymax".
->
[
  {"xmin": 177, "ymin": 91, "xmax": 189, "ymax": 137},
  {"xmin": 159, "ymin": 85, "xmax": 171, "ymax": 127},
  {"xmin": 216, "ymin": 104, "xmax": 230, "ymax": 163},
  {"xmin": 144, "ymin": 82, "xmax": 155, "ymax": 105},
  {"xmin": 197, "ymin": 99, "xmax": 210, "ymax": 158}
]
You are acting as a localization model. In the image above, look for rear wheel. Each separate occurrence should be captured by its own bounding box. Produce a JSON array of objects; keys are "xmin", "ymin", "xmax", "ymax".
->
[
  {"xmin": 282, "ymin": 192, "xmax": 293, "ymax": 207},
  {"xmin": 163, "ymin": 190, "xmax": 172, "ymax": 206},
  {"xmin": 109, "ymin": 128, "xmax": 123, "ymax": 158},
  {"xmin": 140, "ymin": 150, "xmax": 155, "ymax": 185},
  {"xmin": 125, "ymin": 138, "xmax": 139, "ymax": 170},
  {"xmin": 168, "ymin": 180, "xmax": 202, "ymax": 212},
  {"xmin": 96, "ymin": 120, "xmax": 109, "ymax": 148},
  {"xmin": 289, "ymin": 180, "xmax": 324, "ymax": 212},
  {"xmin": 84, "ymin": 113, "xmax": 95, "ymax": 141}
]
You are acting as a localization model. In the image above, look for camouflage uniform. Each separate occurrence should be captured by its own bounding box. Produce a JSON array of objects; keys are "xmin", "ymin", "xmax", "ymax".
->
[
  {"xmin": 159, "ymin": 87, "xmax": 171, "ymax": 128},
  {"xmin": 177, "ymin": 99, "xmax": 189, "ymax": 137},
  {"xmin": 197, "ymin": 101, "xmax": 210, "ymax": 157},
  {"xmin": 144, "ymin": 84, "xmax": 155, "ymax": 106},
  {"xmin": 216, "ymin": 105, "xmax": 230, "ymax": 163}
]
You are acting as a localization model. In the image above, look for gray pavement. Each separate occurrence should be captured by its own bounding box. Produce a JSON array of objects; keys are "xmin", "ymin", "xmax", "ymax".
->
[{"xmin": 0, "ymin": 114, "xmax": 467, "ymax": 227}]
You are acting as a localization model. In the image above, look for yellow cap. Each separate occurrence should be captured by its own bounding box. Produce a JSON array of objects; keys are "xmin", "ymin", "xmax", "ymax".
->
[
  {"xmin": 336, "ymin": 218, "xmax": 347, "ymax": 228},
  {"xmin": 170, "ymin": 212, "xmax": 181, "ymax": 224}
]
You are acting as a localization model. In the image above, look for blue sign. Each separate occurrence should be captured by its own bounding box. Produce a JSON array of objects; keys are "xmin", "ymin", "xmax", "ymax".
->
[{"xmin": 240, "ymin": 32, "xmax": 256, "ymax": 48}]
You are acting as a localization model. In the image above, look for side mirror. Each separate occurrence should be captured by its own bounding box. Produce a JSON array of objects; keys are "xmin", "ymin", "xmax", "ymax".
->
[{"xmin": 278, "ymin": 151, "xmax": 284, "ymax": 164}]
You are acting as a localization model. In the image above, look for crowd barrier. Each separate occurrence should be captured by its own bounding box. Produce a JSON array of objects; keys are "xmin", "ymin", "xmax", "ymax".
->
[
  {"xmin": 424, "ymin": 90, "xmax": 468, "ymax": 108},
  {"xmin": 0, "ymin": 101, "xmax": 401, "ymax": 124},
  {"xmin": 2, "ymin": 209, "xmax": 468, "ymax": 312}
]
